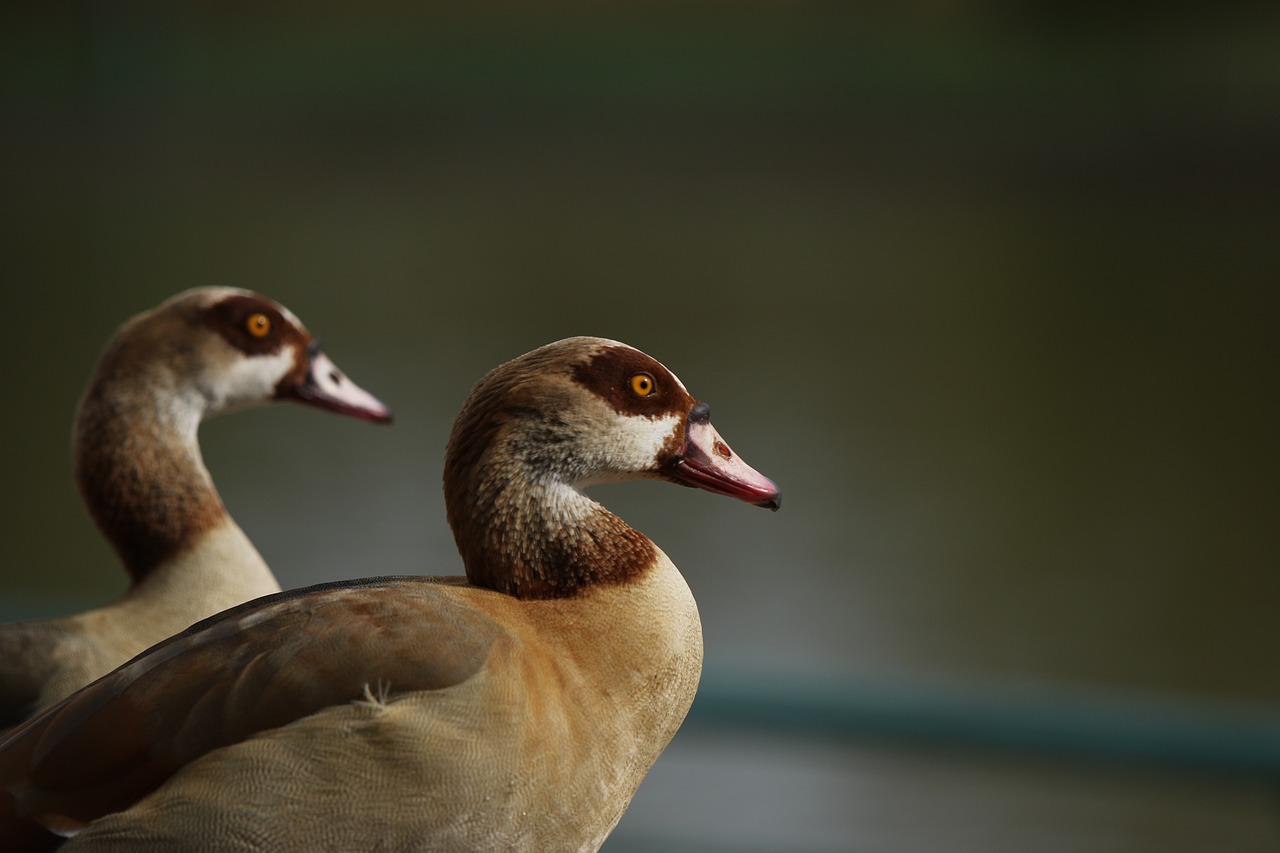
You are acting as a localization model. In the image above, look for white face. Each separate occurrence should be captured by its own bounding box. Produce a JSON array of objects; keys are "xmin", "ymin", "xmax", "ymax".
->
[
  {"xmin": 180, "ymin": 288, "xmax": 390, "ymax": 424},
  {"xmin": 160, "ymin": 288, "xmax": 308, "ymax": 418},
  {"xmin": 197, "ymin": 345, "xmax": 295, "ymax": 416},
  {"xmin": 573, "ymin": 405, "xmax": 685, "ymax": 487},
  {"xmin": 99, "ymin": 287, "xmax": 390, "ymax": 436},
  {"xmin": 537, "ymin": 339, "xmax": 778, "ymax": 510}
]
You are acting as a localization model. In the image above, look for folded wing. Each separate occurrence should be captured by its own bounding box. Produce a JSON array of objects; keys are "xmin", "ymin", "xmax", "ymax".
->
[{"xmin": 0, "ymin": 576, "xmax": 499, "ymax": 831}]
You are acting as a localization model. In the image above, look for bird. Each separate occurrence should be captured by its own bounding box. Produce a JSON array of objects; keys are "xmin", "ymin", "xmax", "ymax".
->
[
  {"xmin": 0, "ymin": 336, "xmax": 779, "ymax": 852},
  {"xmin": 0, "ymin": 287, "xmax": 392, "ymax": 728}
]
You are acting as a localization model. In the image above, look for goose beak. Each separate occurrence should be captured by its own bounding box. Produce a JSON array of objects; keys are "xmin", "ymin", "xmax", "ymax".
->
[
  {"xmin": 663, "ymin": 403, "xmax": 780, "ymax": 511},
  {"xmin": 287, "ymin": 343, "xmax": 393, "ymax": 424}
]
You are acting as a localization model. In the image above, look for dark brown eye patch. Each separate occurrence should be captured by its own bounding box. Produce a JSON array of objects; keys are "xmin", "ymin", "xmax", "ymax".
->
[
  {"xmin": 571, "ymin": 346, "xmax": 692, "ymax": 419},
  {"xmin": 204, "ymin": 295, "xmax": 297, "ymax": 356}
]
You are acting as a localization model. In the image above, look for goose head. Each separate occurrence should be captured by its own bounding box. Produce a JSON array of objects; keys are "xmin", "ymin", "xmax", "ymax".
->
[
  {"xmin": 93, "ymin": 287, "xmax": 392, "ymax": 425},
  {"xmin": 445, "ymin": 336, "xmax": 779, "ymax": 597}
]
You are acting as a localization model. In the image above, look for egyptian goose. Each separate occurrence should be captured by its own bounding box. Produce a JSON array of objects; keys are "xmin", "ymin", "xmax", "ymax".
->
[
  {"xmin": 0, "ymin": 336, "xmax": 779, "ymax": 852},
  {"xmin": 0, "ymin": 287, "xmax": 391, "ymax": 727}
]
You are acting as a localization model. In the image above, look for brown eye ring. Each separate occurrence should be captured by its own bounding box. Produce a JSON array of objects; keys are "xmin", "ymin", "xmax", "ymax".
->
[
  {"xmin": 246, "ymin": 313, "xmax": 272, "ymax": 338},
  {"xmin": 629, "ymin": 372, "xmax": 656, "ymax": 397}
]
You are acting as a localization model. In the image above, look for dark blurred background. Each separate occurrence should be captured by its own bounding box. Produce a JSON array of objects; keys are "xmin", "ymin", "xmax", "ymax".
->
[{"xmin": 2, "ymin": 4, "xmax": 1278, "ymax": 851}]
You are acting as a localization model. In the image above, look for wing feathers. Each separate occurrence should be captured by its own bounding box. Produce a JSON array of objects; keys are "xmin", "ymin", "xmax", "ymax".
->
[{"xmin": 1, "ymin": 578, "xmax": 501, "ymax": 829}]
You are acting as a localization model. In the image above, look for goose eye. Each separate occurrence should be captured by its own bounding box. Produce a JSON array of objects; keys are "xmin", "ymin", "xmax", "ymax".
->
[
  {"xmin": 629, "ymin": 372, "xmax": 656, "ymax": 397},
  {"xmin": 246, "ymin": 313, "xmax": 272, "ymax": 338}
]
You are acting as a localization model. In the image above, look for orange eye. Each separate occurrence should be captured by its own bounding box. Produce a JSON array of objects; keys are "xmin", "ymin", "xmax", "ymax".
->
[
  {"xmin": 629, "ymin": 373, "xmax": 656, "ymax": 397},
  {"xmin": 246, "ymin": 313, "xmax": 272, "ymax": 338}
]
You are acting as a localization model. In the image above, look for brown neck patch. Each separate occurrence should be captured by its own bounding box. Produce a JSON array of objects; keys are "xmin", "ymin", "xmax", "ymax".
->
[
  {"xmin": 72, "ymin": 308, "xmax": 236, "ymax": 583},
  {"xmin": 455, "ymin": 500, "xmax": 658, "ymax": 600},
  {"xmin": 74, "ymin": 392, "xmax": 228, "ymax": 583}
]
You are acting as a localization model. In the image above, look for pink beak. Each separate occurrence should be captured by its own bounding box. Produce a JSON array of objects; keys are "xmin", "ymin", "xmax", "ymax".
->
[
  {"xmin": 288, "ymin": 342, "xmax": 393, "ymax": 424},
  {"xmin": 663, "ymin": 403, "xmax": 780, "ymax": 511}
]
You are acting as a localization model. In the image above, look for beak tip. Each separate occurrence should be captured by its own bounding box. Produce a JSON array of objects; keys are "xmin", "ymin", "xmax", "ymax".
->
[
  {"xmin": 757, "ymin": 484, "xmax": 782, "ymax": 511},
  {"xmin": 354, "ymin": 402, "xmax": 394, "ymax": 425}
]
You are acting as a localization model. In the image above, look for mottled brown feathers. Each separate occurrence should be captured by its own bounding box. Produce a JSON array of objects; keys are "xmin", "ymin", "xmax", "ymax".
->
[{"xmin": 445, "ymin": 338, "xmax": 677, "ymax": 600}]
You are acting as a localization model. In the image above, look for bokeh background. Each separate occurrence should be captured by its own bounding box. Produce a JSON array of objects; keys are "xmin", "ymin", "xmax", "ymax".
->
[{"xmin": 2, "ymin": 4, "xmax": 1278, "ymax": 851}]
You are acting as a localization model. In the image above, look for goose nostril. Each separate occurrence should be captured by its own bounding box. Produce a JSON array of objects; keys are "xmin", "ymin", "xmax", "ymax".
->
[{"xmin": 330, "ymin": 371, "xmax": 343, "ymax": 385}]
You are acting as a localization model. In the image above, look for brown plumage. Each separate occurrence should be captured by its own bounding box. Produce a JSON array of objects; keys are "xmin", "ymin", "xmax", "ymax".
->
[
  {"xmin": 0, "ymin": 288, "xmax": 391, "ymax": 728},
  {"xmin": 0, "ymin": 336, "xmax": 779, "ymax": 852}
]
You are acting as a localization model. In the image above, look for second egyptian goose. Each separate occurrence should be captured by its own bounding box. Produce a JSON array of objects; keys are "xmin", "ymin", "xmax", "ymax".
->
[
  {"xmin": 0, "ymin": 287, "xmax": 391, "ymax": 727},
  {"xmin": 0, "ymin": 336, "xmax": 778, "ymax": 852}
]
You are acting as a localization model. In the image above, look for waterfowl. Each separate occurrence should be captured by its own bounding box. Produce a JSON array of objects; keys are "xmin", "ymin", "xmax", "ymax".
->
[
  {"xmin": 0, "ymin": 288, "xmax": 391, "ymax": 727},
  {"xmin": 0, "ymin": 336, "xmax": 779, "ymax": 852}
]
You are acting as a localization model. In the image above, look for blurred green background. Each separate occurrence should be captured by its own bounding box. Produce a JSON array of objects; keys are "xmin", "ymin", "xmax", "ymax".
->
[{"xmin": 2, "ymin": 4, "xmax": 1278, "ymax": 851}]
